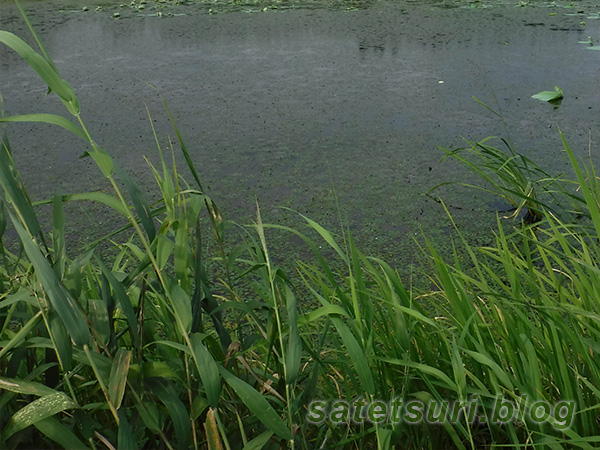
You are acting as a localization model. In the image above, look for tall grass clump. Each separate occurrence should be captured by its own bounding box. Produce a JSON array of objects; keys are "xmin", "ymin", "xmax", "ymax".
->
[
  {"xmin": 1, "ymin": 3, "xmax": 600, "ymax": 449},
  {"xmin": 0, "ymin": 5, "xmax": 306, "ymax": 449}
]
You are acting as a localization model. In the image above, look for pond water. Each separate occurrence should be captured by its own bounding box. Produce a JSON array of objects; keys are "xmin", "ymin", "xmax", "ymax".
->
[{"xmin": 1, "ymin": 0, "xmax": 599, "ymax": 269}]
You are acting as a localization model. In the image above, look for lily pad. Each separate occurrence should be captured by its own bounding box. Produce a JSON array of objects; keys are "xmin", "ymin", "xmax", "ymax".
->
[{"xmin": 531, "ymin": 86, "xmax": 563, "ymax": 102}]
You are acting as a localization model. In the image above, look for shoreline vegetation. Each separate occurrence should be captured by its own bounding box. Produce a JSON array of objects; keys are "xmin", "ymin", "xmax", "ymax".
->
[{"xmin": 1, "ymin": 3, "xmax": 599, "ymax": 449}]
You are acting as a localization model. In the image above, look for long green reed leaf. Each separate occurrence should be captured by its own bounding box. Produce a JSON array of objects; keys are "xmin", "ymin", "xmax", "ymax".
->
[
  {"xmin": 0, "ymin": 114, "xmax": 86, "ymax": 139},
  {"xmin": 95, "ymin": 256, "xmax": 140, "ymax": 349},
  {"xmin": 2, "ymin": 392, "xmax": 78, "ymax": 440},
  {"xmin": 0, "ymin": 31, "xmax": 79, "ymax": 115},
  {"xmin": 11, "ymin": 215, "xmax": 90, "ymax": 346},
  {"xmin": 118, "ymin": 410, "xmax": 138, "ymax": 450},
  {"xmin": 108, "ymin": 348, "xmax": 131, "ymax": 411},
  {"xmin": 331, "ymin": 317, "xmax": 375, "ymax": 395},
  {"xmin": 0, "ymin": 377, "xmax": 57, "ymax": 397},
  {"xmin": 114, "ymin": 163, "xmax": 155, "ymax": 242},
  {"xmin": 0, "ymin": 133, "xmax": 42, "ymax": 239},
  {"xmin": 190, "ymin": 333, "xmax": 221, "ymax": 409},
  {"xmin": 220, "ymin": 367, "xmax": 293, "ymax": 441},
  {"xmin": 152, "ymin": 380, "xmax": 192, "ymax": 450},
  {"xmin": 284, "ymin": 284, "xmax": 302, "ymax": 386},
  {"xmin": 0, "ymin": 310, "xmax": 42, "ymax": 360},
  {"xmin": 34, "ymin": 416, "xmax": 89, "ymax": 450}
]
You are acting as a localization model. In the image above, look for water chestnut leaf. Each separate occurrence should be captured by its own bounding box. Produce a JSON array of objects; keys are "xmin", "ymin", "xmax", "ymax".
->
[{"xmin": 531, "ymin": 86, "xmax": 564, "ymax": 102}]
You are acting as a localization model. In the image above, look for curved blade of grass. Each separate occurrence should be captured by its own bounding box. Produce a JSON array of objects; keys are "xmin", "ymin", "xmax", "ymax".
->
[
  {"xmin": 378, "ymin": 357, "xmax": 458, "ymax": 391},
  {"xmin": 284, "ymin": 284, "xmax": 301, "ymax": 386},
  {"xmin": 114, "ymin": 162, "xmax": 155, "ymax": 242},
  {"xmin": 14, "ymin": 0, "xmax": 60, "ymax": 74},
  {"xmin": 0, "ymin": 114, "xmax": 86, "ymax": 140},
  {"xmin": 34, "ymin": 416, "xmax": 89, "ymax": 450},
  {"xmin": 0, "ymin": 377, "xmax": 57, "ymax": 397},
  {"xmin": 52, "ymin": 193, "xmax": 65, "ymax": 279},
  {"xmin": 0, "ymin": 310, "xmax": 42, "ymax": 360},
  {"xmin": 0, "ymin": 288, "xmax": 38, "ymax": 309},
  {"xmin": 81, "ymin": 147, "xmax": 114, "ymax": 178},
  {"xmin": 191, "ymin": 333, "xmax": 221, "ymax": 408},
  {"xmin": 297, "ymin": 211, "xmax": 348, "ymax": 263},
  {"xmin": 11, "ymin": 214, "xmax": 90, "ymax": 346},
  {"xmin": 2, "ymin": 392, "xmax": 77, "ymax": 440},
  {"xmin": 118, "ymin": 410, "xmax": 138, "ymax": 450},
  {"xmin": 331, "ymin": 317, "xmax": 375, "ymax": 395},
  {"xmin": 168, "ymin": 281, "xmax": 192, "ymax": 334},
  {"xmin": 95, "ymin": 256, "xmax": 140, "ymax": 349},
  {"xmin": 108, "ymin": 349, "xmax": 131, "ymax": 411},
  {"xmin": 152, "ymin": 380, "xmax": 192, "ymax": 450},
  {"xmin": 0, "ymin": 134, "xmax": 42, "ymax": 238},
  {"xmin": 472, "ymin": 96, "xmax": 502, "ymax": 117},
  {"xmin": 561, "ymin": 130, "xmax": 600, "ymax": 238},
  {"xmin": 0, "ymin": 31, "xmax": 79, "ymax": 115},
  {"xmin": 242, "ymin": 430, "xmax": 274, "ymax": 450},
  {"xmin": 297, "ymin": 304, "xmax": 349, "ymax": 326},
  {"xmin": 219, "ymin": 367, "xmax": 293, "ymax": 441},
  {"xmin": 463, "ymin": 349, "xmax": 514, "ymax": 390},
  {"xmin": 156, "ymin": 91, "xmax": 204, "ymax": 192},
  {"xmin": 49, "ymin": 312, "xmax": 73, "ymax": 371},
  {"xmin": 34, "ymin": 192, "xmax": 130, "ymax": 218}
]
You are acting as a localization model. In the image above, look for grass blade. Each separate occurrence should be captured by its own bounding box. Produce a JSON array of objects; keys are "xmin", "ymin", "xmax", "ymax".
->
[
  {"xmin": 0, "ymin": 377, "xmax": 57, "ymax": 397},
  {"xmin": 220, "ymin": 367, "xmax": 293, "ymax": 441},
  {"xmin": 0, "ymin": 114, "xmax": 86, "ymax": 139},
  {"xmin": 108, "ymin": 349, "xmax": 131, "ymax": 411},
  {"xmin": 114, "ymin": 162, "xmax": 155, "ymax": 242},
  {"xmin": 10, "ymin": 215, "xmax": 90, "ymax": 346},
  {"xmin": 0, "ymin": 30, "xmax": 79, "ymax": 115},
  {"xmin": 0, "ymin": 133, "xmax": 42, "ymax": 239},
  {"xmin": 1, "ymin": 392, "xmax": 78, "ymax": 440},
  {"xmin": 190, "ymin": 333, "xmax": 221, "ymax": 409},
  {"xmin": 52, "ymin": 193, "xmax": 66, "ymax": 279},
  {"xmin": 118, "ymin": 410, "xmax": 138, "ymax": 450},
  {"xmin": 34, "ymin": 416, "xmax": 89, "ymax": 450},
  {"xmin": 242, "ymin": 430, "xmax": 274, "ymax": 450},
  {"xmin": 330, "ymin": 317, "xmax": 375, "ymax": 395}
]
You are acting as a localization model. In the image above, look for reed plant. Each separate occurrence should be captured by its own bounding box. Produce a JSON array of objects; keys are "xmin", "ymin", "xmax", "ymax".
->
[{"xmin": 1, "ymin": 3, "xmax": 599, "ymax": 448}]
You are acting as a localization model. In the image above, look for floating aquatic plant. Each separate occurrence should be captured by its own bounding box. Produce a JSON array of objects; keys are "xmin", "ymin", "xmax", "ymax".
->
[{"xmin": 531, "ymin": 85, "xmax": 564, "ymax": 102}]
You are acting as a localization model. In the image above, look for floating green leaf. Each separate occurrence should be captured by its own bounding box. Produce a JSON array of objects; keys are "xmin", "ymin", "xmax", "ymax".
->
[{"xmin": 531, "ymin": 86, "xmax": 563, "ymax": 102}]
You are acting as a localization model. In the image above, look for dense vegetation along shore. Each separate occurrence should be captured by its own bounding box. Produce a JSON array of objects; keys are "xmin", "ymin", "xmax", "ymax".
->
[{"xmin": 1, "ymin": 2, "xmax": 599, "ymax": 448}]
